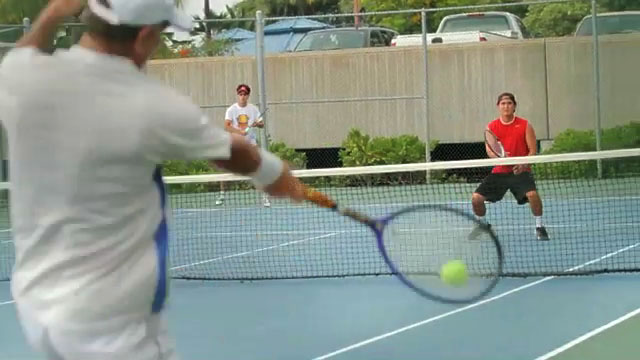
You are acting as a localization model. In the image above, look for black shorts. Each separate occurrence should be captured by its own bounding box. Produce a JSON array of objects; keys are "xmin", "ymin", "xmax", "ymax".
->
[{"xmin": 474, "ymin": 172, "xmax": 537, "ymax": 205}]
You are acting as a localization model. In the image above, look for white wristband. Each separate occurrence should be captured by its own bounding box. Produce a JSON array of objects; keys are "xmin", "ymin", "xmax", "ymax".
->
[{"xmin": 250, "ymin": 148, "xmax": 284, "ymax": 189}]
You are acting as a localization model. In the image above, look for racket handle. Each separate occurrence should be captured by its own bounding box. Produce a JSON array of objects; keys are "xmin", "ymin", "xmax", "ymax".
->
[
  {"xmin": 301, "ymin": 186, "xmax": 375, "ymax": 226},
  {"xmin": 302, "ymin": 186, "xmax": 337, "ymax": 209}
]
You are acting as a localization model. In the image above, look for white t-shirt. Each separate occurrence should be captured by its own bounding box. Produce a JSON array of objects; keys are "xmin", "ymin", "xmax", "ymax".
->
[
  {"xmin": 0, "ymin": 46, "xmax": 231, "ymax": 329},
  {"xmin": 225, "ymin": 103, "xmax": 261, "ymax": 145}
]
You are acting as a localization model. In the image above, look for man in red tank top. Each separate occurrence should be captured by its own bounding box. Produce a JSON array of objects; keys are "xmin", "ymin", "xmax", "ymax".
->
[{"xmin": 470, "ymin": 92, "xmax": 550, "ymax": 241}]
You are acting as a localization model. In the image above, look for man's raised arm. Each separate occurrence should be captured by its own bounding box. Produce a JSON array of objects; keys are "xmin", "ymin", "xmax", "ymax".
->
[{"xmin": 17, "ymin": 0, "xmax": 86, "ymax": 52}]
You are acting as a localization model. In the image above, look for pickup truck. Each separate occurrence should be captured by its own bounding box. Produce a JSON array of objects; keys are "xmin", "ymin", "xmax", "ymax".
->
[{"xmin": 391, "ymin": 11, "xmax": 531, "ymax": 46}]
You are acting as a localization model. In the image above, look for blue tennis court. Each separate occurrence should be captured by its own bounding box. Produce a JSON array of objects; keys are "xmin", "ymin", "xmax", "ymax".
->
[
  {"xmin": 1, "ymin": 174, "xmax": 639, "ymax": 359},
  {"xmin": 2, "ymin": 274, "xmax": 640, "ymax": 359}
]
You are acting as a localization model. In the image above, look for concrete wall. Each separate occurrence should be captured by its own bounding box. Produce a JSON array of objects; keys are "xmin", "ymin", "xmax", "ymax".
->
[
  {"xmin": 425, "ymin": 38, "xmax": 548, "ymax": 142},
  {"xmin": 263, "ymin": 47, "xmax": 426, "ymax": 148},
  {"xmin": 546, "ymin": 34, "xmax": 640, "ymax": 137},
  {"xmin": 146, "ymin": 34, "xmax": 640, "ymax": 149}
]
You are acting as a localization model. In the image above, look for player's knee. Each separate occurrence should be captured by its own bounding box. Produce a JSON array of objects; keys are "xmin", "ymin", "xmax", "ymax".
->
[
  {"xmin": 526, "ymin": 190, "xmax": 539, "ymax": 200},
  {"xmin": 472, "ymin": 192, "xmax": 485, "ymax": 204}
]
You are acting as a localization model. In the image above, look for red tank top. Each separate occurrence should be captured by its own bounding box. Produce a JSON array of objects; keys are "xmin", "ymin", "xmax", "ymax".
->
[{"xmin": 488, "ymin": 116, "xmax": 530, "ymax": 174}]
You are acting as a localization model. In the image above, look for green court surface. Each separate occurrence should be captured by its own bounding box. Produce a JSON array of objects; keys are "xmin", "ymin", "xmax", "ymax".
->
[{"xmin": 540, "ymin": 307, "xmax": 640, "ymax": 360}]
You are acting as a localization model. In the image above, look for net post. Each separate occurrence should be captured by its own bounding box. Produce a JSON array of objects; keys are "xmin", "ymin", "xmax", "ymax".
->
[
  {"xmin": 421, "ymin": 10, "xmax": 431, "ymax": 183},
  {"xmin": 590, "ymin": 0, "xmax": 602, "ymax": 178},
  {"xmin": 22, "ymin": 17, "xmax": 31, "ymax": 34},
  {"xmin": 255, "ymin": 10, "xmax": 269, "ymax": 151}
]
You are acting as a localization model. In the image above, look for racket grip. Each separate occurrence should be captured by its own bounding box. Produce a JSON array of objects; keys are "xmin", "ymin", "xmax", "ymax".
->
[
  {"xmin": 302, "ymin": 186, "xmax": 337, "ymax": 209},
  {"xmin": 302, "ymin": 185, "xmax": 375, "ymax": 226}
]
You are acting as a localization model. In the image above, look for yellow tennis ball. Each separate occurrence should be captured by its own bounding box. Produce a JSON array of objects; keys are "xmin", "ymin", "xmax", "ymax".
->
[{"xmin": 440, "ymin": 260, "xmax": 468, "ymax": 287}]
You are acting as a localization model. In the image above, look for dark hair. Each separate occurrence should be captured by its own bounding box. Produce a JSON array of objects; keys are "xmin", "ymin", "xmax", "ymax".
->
[
  {"xmin": 80, "ymin": 0, "xmax": 167, "ymax": 43},
  {"xmin": 496, "ymin": 92, "xmax": 516, "ymax": 105},
  {"xmin": 236, "ymin": 84, "xmax": 251, "ymax": 94}
]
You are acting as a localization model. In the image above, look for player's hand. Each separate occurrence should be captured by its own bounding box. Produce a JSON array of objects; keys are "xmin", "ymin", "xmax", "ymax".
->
[
  {"xmin": 263, "ymin": 163, "xmax": 305, "ymax": 202},
  {"xmin": 513, "ymin": 164, "xmax": 526, "ymax": 175}
]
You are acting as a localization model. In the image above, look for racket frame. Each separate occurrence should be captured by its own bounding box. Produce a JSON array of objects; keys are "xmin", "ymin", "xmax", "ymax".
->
[
  {"xmin": 303, "ymin": 188, "xmax": 504, "ymax": 304},
  {"xmin": 372, "ymin": 205, "xmax": 503, "ymax": 304},
  {"xmin": 484, "ymin": 129, "xmax": 506, "ymax": 158}
]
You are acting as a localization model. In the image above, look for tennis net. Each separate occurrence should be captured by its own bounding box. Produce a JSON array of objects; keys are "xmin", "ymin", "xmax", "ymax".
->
[{"xmin": 1, "ymin": 148, "xmax": 639, "ymax": 281}]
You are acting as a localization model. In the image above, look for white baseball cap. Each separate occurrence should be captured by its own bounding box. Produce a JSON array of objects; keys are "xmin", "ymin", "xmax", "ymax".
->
[{"xmin": 87, "ymin": 0, "xmax": 193, "ymax": 31}]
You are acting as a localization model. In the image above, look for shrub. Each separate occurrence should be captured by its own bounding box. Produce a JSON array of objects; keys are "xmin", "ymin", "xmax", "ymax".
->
[
  {"xmin": 339, "ymin": 129, "xmax": 430, "ymax": 167},
  {"xmin": 330, "ymin": 128, "xmax": 450, "ymax": 187},
  {"xmin": 268, "ymin": 141, "xmax": 307, "ymax": 170},
  {"xmin": 534, "ymin": 122, "xmax": 640, "ymax": 179},
  {"xmin": 162, "ymin": 141, "xmax": 305, "ymax": 193}
]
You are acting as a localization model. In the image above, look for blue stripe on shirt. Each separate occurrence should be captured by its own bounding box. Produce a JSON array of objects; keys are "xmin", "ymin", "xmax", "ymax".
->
[{"xmin": 151, "ymin": 166, "xmax": 168, "ymax": 313}]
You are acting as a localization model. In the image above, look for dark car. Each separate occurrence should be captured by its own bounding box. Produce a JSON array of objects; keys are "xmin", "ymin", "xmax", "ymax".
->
[
  {"xmin": 293, "ymin": 27, "xmax": 399, "ymax": 52},
  {"xmin": 575, "ymin": 11, "xmax": 640, "ymax": 36}
]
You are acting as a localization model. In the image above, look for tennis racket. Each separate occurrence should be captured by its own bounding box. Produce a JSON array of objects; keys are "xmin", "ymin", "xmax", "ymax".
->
[
  {"xmin": 484, "ymin": 129, "xmax": 506, "ymax": 158},
  {"xmin": 257, "ymin": 107, "xmax": 268, "ymax": 120},
  {"xmin": 302, "ymin": 187, "xmax": 504, "ymax": 304},
  {"xmin": 245, "ymin": 108, "xmax": 269, "ymax": 135},
  {"xmin": 485, "ymin": 129, "xmax": 528, "ymax": 174}
]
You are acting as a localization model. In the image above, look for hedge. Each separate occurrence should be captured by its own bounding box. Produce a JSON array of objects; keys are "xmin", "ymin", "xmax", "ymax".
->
[
  {"xmin": 534, "ymin": 122, "xmax": 640, "ymax": 179},
  {"xmin": 163, "ymin": 122, "xmax": 640, "ymax": 193}
]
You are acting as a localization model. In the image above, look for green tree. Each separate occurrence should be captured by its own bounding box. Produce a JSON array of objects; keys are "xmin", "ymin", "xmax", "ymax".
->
[
  {"xmin": 192, "ymin": 4, "xmax": 252, "ymax": 36},
  {"xmin": 0, "ymin": 0, "xmax": 187, "ymax": 24},
  {"xmin": 0, "ymin": 0, "xmax": 48, "ymax": 42},
  {"xmin": 337, "ymin": 0, "xmax": 529, "ymax": 34},
  {"xmin": 152, "ymin": 37, "xmax": 179, "ymax": 59},
  {"xmin": 0, "ymin": 0, "xmax": 48, "ymax": 24},
  {"xmin": 194, "ymin": 0, "xmax": 233, "ymax": 37},
  {"xmin": 523, "ymin": 2, "xmax": 592, "ymax": 37},
  {"xmin": 599, "ymin": 0, "xmax": 640, "ymax": 12},
  {"xmin": 232, "ymin": 0, "xmax": 341, "ymax": 18},
  {"xmin": 152, "ymin": 36, "xmax": 234, "ymax": 59},
  {"xmin": 338, "ymin": 0, "xmax": 430, "ymax": 33}
]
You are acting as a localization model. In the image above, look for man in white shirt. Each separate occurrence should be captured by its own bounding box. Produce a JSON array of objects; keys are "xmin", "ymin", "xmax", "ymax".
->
[
  {"xmin": 0, "ymin": 0, "xmax": 304, "ymax": 359},
  {"xmin": 224, "ymin": 84, "xmax": 264, "ymax": 144},
  {"xmin": 217, "ymin": 83, "xmax": 271, "ymax": 207}
]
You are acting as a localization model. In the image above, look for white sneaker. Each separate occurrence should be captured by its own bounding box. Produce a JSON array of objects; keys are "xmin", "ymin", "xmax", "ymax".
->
[
  {"xmin": 262, "ymin": 197, "xmax": 271, "ymax": 208},
  {"xmin": 215, "ymin": 197, "xmax": 224, "ymax": 206}
]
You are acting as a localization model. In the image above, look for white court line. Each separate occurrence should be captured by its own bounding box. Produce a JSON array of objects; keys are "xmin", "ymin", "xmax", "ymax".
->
[
  {"xmin": 312, "ymin": 279, "xmax": 552, "ymax": 360},
  {"xmin": 0, "ymin": 240, "xmax": 12, "ymax": 244},
  {"xmin": 170, "ymin": 232, "xmax": 341, "ymax": 271},
  {"xmin": 310, "ymin": 241, "xmax": 640, "ymax": 360},
  {"xmin": 0, "ymin": 228, "xmax": 11, "ymax": 233},
  {"xmin": 534, "ymin": 306, "xmax": 640, "ymax": 360},
  {"xmin": 0, "ymin": 300, "xmax": 15, "ymax": 306}
]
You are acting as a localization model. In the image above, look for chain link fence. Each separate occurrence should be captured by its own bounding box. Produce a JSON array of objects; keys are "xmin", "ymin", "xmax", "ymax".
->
[
  {"xmin": 193, "ymin": 0, "xmax": 637, "ymax": 173},
  {"xmin": 1, "ymin": 1, "xmax": 638, "ymax": 175}
]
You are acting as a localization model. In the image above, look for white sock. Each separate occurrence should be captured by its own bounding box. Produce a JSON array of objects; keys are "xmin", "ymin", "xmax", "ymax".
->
[
  {"xmin": 476, "ymin": 215, "xmax": 486, "ymax": 224},
  {"xmin": 535, "ymin": 216, "xmax": 543, "ymax": 227}
]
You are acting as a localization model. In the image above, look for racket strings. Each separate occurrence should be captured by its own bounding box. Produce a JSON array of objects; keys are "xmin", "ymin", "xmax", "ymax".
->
[
  {"xmin": 485, "ymin": 130, "xmax": 505, "ymax": 157},
  {"xmin": 382, "ymin": 207, "xmax": 502, "ymax": 302}
]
